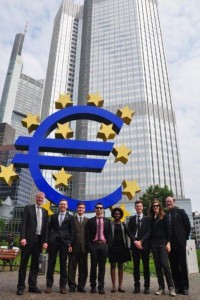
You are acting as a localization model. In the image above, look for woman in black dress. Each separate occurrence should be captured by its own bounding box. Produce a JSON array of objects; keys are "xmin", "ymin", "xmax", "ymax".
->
[
  {"xmin": 150, "ymin": 200, "xmax": 176, "ymax": 297},
  {"xmin": 109, "ymin": 207, "xmax": 131, "ymax": 293}
]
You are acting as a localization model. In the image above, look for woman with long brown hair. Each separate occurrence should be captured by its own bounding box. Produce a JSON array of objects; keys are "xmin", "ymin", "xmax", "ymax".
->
[{"xmin": 150, "ymin": 199, "xmax": 176, "ymax": 297}]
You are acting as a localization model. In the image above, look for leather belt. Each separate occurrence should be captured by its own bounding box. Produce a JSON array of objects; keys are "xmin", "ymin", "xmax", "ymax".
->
[{"xmin": 93, "ymin": 240, "xmax": 106, "ymax": 244}]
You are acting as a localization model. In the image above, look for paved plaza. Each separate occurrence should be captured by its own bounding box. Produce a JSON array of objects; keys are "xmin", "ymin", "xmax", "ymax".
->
[{"xmin": 0, "ymin": 265, "xmax": 199, "ymax": 300}]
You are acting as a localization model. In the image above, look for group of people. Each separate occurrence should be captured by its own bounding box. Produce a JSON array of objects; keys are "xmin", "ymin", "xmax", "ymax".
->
[{"xmin": 16, "ymin": 191, "xmax": 191, "ymax": 297}]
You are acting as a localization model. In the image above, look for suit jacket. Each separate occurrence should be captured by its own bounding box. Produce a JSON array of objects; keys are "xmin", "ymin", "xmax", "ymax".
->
[
  {"xmin": 86, "ymin": 217, "xmax": 113, "ymax": 249},
  {"xmin": 48, "ymin": 212, "xmax": 76, "ymax": 247},
  {"xmin": 167, "ymin": 208, "xmax": 191, "ymax": 247},
  {"xmin": 128, "ymin": 215, "xmax": 151, "ymax": 249},
  {"xmin": 20, "ymin": 204, "xmax": 48, "ymax": 244},
  {"xmin": 73, "ymin": 216, "xmax": 88, "ymax": 254}
]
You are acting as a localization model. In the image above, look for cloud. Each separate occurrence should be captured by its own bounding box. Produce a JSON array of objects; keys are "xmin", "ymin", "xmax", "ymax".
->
[{"xmin": 159, "ymin": 0, "xmax": 200, "ymax": 211}]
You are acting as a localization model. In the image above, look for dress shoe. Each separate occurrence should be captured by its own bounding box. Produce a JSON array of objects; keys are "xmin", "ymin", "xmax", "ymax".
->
[
  {"xmin": 133, "ymin": 287, "xmax": 140, "ymax": 293},
  {"xmin": 28, "ymin": 287, "xmax": 42, "ymax": 294},
  {"xmin": 90, "ymin": 287, "xmax": 97, "ymax": 293},
  {"xmin": 182, "ymin": 289, "xmax": 189, "ymax": 295},
  {"xmin": 60, "ymin": 288, "xmax": 67, "ymax": 294},
  {"xmin": 16, "ymin": 289, "xmax": 23, "ymax": 295},
  {"xmin": 45, "ymin": 287, "xmax": 52, "ymax": 293},
  {"xmin": 175, "ymin": 289, "xmax": 182, "ymax": 294},
  {"xmin": 144, "ymin": 288, "xmax": 150, "ymax": 294},
  {"xmin": 98, "ymin": 289, "xmax": 105, "ymax": 294},
  {"xmin": 77, "ymin": 287, "xmax": 86, "ymax": 293},
  {"xmin": 69, "ymin": 287, "xmax": 76, "ymax": 292}
]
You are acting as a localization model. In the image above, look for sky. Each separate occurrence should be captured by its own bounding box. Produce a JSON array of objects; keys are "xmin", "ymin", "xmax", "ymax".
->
[{"xmin": 0, "ymin": 0, "xmax": 199, "ymax": 211}]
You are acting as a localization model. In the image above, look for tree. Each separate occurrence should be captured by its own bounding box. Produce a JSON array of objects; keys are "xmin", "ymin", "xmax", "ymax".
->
[{"xmin": 140, "ymin": 184, "xmax": 173, "ymax": 215}]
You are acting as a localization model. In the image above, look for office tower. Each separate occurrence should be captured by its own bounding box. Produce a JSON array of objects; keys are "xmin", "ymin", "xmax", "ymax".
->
[
  {"xmin": 41, "ymin": 0, "xmax": 83, "ymax": 194},
  {"xmin": 0, "ymin": 123, "xmax": 15, "ymax": 146},
  {"xmin": 42, "ymin": 0, "xmax": 184, "ymax": 204},
  {"xmin": 41, "ymin": 0, "xmax": 82, "ymax": 121},
  {"xmin": 0, "ymin": 32, "xmax": 44, "ymax": 139},
  {"xmin": 0, "ymin": 145, "xmax": 34, "ymax": 206},
  {"xmin": 74, "ymin": 0, "xmax": 184, "ymax": 202}
]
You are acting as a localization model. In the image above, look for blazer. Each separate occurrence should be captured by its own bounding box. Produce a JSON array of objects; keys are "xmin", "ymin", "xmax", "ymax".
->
[
  {"xmin": 128, "ymin": 215, "xmax": 151, "ymax": 249},
  {"xmin": 48, "ymin": 212, "xmax": 76, "ymax": 247},
  {"xmin": 167, "ymin": 208, "xmax": 191, "ymax": 248},
  {"xmin": 20, "ymin": 204, "xmax": 48, "ymax": 244},
  {"xmin": 73, "ymin": 216, "xmax": 88, "ymax": 254},
  {"xmin": 86, "ymin": 217, "xmax": 113, "ymax": 249}
]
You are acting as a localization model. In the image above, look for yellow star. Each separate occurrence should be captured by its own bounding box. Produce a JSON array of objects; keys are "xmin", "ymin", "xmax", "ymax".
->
[
  {"xmin": 119, "ymin": 203, "xmax": 131, "ymax": 222},
  {"xmin": 55, "ymin": 93, "xmax": 73, "ymax": 109},
  {"xmin": 96, "ymin": 123, "xmax": 116, "ymax": 141},
  {"xmin": 52, "ymin": 168, "xmax": 72, "ymax": 189},
  {"xmin": 41, "ymin": 200, "xmax": 54, "ymax": 216},
  {"xmin": 117, "ymin": 105, "xmax": 135, "ymax": 125},
  {"xmin": 87, "ymin": 92, "xmax": 104, "ymax": 107},
  {"xmin": 55, "ymin": 123, "xmax": 73, "ymax": 139},
  {"xmin": 112, "ymin": 144, "xmax": 132, "ymax": 164},
  {"xmin": 21, "ymin": 113, "xmax": 40, "ymax": 133},
  {"xmin": 122, "ymin": 180, "xmax": 141, "ymax": 200},
  {"xmin": 0, "ymin": 164, "xmax": 18, "ymax": 186}
]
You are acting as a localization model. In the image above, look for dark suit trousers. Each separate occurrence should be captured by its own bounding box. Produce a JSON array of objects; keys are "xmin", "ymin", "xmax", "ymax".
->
[
  {"xmin": 46, "ymin": 239, "xmax": 68, "ymax": 289},
  {"xmin": 131, "ymin": 245, "xmax": 150, "ymax": 288},
  {"xmin": 68, "ymin": 248, "xmax": 88, "ymax": 288},
  {"xmin": 90, "ymin": 243, "xmax": 109, "ymax": 290},
  {"xmin": 169, "ymin": 241, "xmax": 189, "ymax": 290},
  {"xmin": 17, "ymin": 236, "xmax": 42, "ymax": 290},
  {"xmin": 151, "ymin": 242, "xmax": 174, "ymax": 289}
]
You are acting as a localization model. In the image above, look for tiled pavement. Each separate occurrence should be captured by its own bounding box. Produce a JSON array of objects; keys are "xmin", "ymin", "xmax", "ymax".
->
[{"xmin": 0, "ymin": 265, "xmax": 199, "ymax": 300}]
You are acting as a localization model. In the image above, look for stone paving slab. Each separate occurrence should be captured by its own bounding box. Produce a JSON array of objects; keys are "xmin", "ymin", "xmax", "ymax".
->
[{"xmin": 0, "ymin": 266, "xmax": 199, "ymax": 300}]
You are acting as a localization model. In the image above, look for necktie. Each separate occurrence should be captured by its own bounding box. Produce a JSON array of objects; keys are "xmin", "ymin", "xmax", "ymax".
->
[
  {"xmin": 97, "ymin": 218, "xmax": 101, "ymax": 240},
  {"xmin": 168, "ymin": 211, "xmax": 172, "ymax": 234},
  {"xmin": 79, "ymin": 216, "xmax": 83, "ymax": 223},
  {"xmin": 59, "ymin": 213, "xmax": 64, "ymax": 227},
  {"xmin": 137, "ymin": 215, "xmax": 140, "ymax": 238},
  {"xmin": 36, "ymin": 206, "xmax": 42, "ymax": 235}
]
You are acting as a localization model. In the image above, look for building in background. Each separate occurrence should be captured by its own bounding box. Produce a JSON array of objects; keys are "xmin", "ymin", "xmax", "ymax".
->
[
  {"xmin": 192, "ymin": 212, "xmax": 200, "ymax": 248},
  {"xmin": 41, "ymin": 0, "xmax": 83, "ymax": 196},
  {"xmin": 41, "ymin": 0, "xmax": 186, "ymax": 207},
  {"xmin": 0, "ymin": 30, "xmax": 44, "ymax": 140}
]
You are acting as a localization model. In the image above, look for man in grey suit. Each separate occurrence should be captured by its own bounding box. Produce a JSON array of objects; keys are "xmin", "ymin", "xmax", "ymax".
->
[
  {"xmin": 68, "ymin": 202, "xmax": 88, "ymax": 293},
  {"xmin": 16, "ymin": 191, "xmax": 49, "ymax": 295}
]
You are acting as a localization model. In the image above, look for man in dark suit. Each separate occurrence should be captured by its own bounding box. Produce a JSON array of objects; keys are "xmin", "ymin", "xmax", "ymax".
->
[
  {"xmin": 45, "ymin": 199, "xmax": 75, "ymax": 294},
  {"xmin": 165, "ymin": 196, "xmax": 191, "ymax": 295},
  {"xmin": 68, "ymin": 202, "xmax": 88, "ymax": 293},
  {"xmin": 16, "ymin": 191, "xmax": 49, "ymax": 295},
  {"xmin": 128, "ymin": 200, "xmax": 151, "ymax": 294},
  {"xmin": 87, "ymin": 202, "xmax": 112, "ymax": 294}
]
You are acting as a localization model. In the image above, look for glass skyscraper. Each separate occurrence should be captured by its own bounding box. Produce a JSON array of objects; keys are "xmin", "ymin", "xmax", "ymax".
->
[
  {"xmin": 42, "ymin": 0, "xmax": 184, "ymax": 204},
  {"xmin": 0, "ymin": 33, "xmax": 44, "ymax": 139}
]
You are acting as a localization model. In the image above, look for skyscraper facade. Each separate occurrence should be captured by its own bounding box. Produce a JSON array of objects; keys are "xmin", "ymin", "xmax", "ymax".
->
[
  {"xmin": 0, "ymin": 33, "xmax": 44, "ymax": 139},
  {"xmin": 42, "ymin": 0, "xmax": 184, "ymax": 204}
]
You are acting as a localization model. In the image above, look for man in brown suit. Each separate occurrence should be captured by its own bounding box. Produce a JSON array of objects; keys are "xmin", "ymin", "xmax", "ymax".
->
[{"xmin": 68, "ymin": 202, "xmax": 88, "ymax": 293}]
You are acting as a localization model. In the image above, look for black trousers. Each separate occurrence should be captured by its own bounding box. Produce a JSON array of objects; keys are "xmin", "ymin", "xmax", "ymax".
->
[
  {"xmin": 131, "ymin": 245, "xmax": 150, "ymax": 288},
  {"xmin": 68, "ymin": 248, "xmax": 88, "ymax": 289},
  {"xmin": 169, "ymin": 242, "xmax": 189, "ymax": 290},
  {"xmin": 17, "ymin": 236, "xmax": 42, "ymax": 290},
  {"xmin": 90, "ymin": 243, "xmax": 109, "ymax": 290},
  {"xmin": 46, "ymin": 239, "xmax": 68, "ymax": 289},
  {"xmin": 151, "ymin": 242, "xmax": 174, "ymax": 289}
]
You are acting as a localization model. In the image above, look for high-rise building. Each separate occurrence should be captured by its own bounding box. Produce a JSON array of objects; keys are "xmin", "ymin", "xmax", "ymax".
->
[
  {"xmin": 42, "ymin": 0, "xmax": 184, "ymax": 204},
  {"xmin": 0, "ymin": 32, "xmax": 44, "ymax": 139}
]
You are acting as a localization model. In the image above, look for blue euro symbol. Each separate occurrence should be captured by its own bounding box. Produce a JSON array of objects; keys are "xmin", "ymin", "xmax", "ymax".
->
[{"xmin": 12, "ymin": 106, "xmax": 124, "ymax": 212}]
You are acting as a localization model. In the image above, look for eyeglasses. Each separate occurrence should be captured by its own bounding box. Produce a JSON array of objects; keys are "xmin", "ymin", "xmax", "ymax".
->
[
  {"xmin": 96, "ymin": 207, "xmax": 103, "ymax": 209},
  {"xmin": 153, "ymin": 205, "xmax": 159, "ymax": 208}
]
